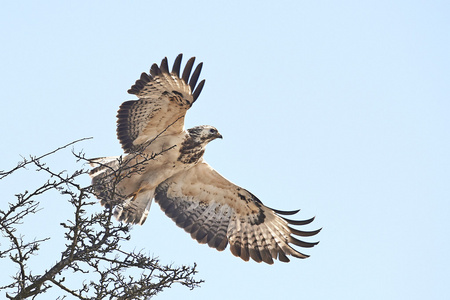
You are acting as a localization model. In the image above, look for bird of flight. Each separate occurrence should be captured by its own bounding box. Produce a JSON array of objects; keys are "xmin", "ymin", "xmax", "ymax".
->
[{"xmin": 90, "ymin": 54, "xmax": 320, "ymax": 264}]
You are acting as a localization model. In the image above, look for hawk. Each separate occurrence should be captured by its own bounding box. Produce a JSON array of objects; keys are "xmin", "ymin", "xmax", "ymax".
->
[{"xmin": 90, "ymin": 54, "xmax": 320, "ymax": 264}]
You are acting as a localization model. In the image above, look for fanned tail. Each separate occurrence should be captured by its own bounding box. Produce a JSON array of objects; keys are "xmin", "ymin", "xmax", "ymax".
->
[
  {"xmin": 89, "ymin": 156, "xmax": 121, "ymax": 207},
  {"xmin": 89, "ymin": 156, "xmax": 153, "ymax": 225}
]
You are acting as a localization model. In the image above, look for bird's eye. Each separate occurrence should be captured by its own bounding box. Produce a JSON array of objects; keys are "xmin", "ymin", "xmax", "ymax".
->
[{"xmin": 209, "ymin": 128, "xmax": 217, "ymax": 133}]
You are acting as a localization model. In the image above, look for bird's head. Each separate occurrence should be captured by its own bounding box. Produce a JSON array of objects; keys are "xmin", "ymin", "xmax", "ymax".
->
[{"xmin": 188, "ymin": 125, "xmax": 223, "ymax": 144}]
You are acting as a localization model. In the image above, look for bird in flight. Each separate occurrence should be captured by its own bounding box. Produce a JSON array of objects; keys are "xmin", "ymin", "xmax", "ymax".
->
[{"xmin": 90, "ymin": 54, "xmax": 320, "ymax": 264}]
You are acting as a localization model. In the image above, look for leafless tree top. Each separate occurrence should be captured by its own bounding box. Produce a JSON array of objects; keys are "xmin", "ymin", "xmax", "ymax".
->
[{"xmin": 0, "ymin": 138, "xmax": 202, "ymax": 299}]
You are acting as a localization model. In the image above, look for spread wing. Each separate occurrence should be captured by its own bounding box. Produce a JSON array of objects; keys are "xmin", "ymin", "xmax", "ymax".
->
[
  {"xmin": 154, "ymin": 162, "xmax": 321, "ymax": 264},
  {"xmin": 117, "ymin": 54, "xmax": 206, "ymax": 152}
]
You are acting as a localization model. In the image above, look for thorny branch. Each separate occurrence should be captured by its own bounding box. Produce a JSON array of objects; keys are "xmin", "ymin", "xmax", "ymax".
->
[{"xmin": 0, "ymin": 138, "xmax": 203, "ymax": 299}]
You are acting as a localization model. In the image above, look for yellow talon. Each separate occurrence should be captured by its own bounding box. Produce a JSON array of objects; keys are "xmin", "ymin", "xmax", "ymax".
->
[{"xmin": 131, "ymin": 187, "xmax": 144, "ymax": 200}]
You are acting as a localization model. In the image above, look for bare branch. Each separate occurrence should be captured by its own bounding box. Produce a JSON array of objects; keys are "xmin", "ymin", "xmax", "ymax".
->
[
  {"xmin": 1, "ymin": 138, "xmax": 202, "ymax": 299},
  {"xmin": 0, "ymin": 137, "xmax": 92, "ymax": 180}
]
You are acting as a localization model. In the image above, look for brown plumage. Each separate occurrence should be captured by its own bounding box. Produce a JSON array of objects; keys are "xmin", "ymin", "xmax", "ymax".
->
[{"xmin": 90, "ymin": 54, "xmax": 320, "ymax": 264}]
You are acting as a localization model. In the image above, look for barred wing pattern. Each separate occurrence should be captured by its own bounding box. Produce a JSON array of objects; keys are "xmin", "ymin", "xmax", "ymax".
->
[
  {"xmin": 117, "ymin": 54, "xmax": 205, "ymax": 153},
  {"xmin": 155, "ymin": 162, "xmax": 321, "ymax": 264}
]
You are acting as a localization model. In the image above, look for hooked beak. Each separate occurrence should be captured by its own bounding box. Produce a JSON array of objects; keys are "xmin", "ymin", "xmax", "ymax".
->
[{"xmin": 216, "ymin": 132, "xmax": 223, "ymax": 139}]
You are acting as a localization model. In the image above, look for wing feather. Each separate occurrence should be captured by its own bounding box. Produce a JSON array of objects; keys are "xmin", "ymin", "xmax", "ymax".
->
[
  {"xmin": 171, "ymin": 54, "xmax": 182, "ymax": 77},
  {"xmin": 282, "ymin": 216, "xmax": 315, "ymax": 226},
  {"xmin": 118, "ymin": 54, "xmax": 205, "ymax": 153},
  {"xmin": 182, "ymin": 57, "xmax": 195, "ymax": 83},
  {"xmin": 154, "ymin": 161, "xmax": 320, "ymax": 264},
  {"xmin": 192, "ymin": 79, "xmax": 206, "ymax": 101},
  {"xmin": 149, "ymin": 63, "xmax": 161, "ymax": 77},
  {"xmin": 140, "ymin": 72, "xmax": 151, "ymax": 83},
  {"xmin": 160, "ymin": 57, "xmax": 169, "ymax": 73},
  {"xmin": 189, "ymin": 63, "xmax": 203, "ymax": 91}
]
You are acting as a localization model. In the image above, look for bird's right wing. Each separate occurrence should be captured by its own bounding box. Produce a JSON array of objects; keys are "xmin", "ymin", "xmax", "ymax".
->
[{"xmin": 155, "ymin": 161, "xmax": 320, "ymax": 264}]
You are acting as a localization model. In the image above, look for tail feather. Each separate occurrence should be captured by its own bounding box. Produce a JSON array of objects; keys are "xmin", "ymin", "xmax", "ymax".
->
[
  {"xmin": 89, "ymin": 155, "xmax": 153, "ymax": 225},
  {"xmin": 89, "ymin": 156, "xmax": 121, "ymax": 206},
  {"xmin": 89, "ymin": 156, "xmax": 121, "ymax": 178},
  {"xmin": 114, "ymin": 190, "xmax": 154, "ymax": 225}
]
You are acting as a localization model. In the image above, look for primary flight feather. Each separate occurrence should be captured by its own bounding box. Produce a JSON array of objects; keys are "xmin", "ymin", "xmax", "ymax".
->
[{"xmin": 90, "ymin": 54, "xmax": 320, "ymax": 264}]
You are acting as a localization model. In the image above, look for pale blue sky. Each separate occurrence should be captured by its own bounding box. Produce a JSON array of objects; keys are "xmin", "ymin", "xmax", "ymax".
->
[{"xmin": 1, "ymin": 1, "xmax": 449, "ymax": 299}]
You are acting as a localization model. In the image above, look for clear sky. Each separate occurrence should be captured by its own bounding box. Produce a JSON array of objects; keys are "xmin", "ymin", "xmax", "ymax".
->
[{"xmin": 1, "ymin": 1, "xmax": 449, "ymax": 299}]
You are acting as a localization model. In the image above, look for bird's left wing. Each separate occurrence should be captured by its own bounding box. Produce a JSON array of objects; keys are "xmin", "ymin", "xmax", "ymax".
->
[{"xmin": 155, "ymin": 161, "xmax": 320, "ymax": 264}]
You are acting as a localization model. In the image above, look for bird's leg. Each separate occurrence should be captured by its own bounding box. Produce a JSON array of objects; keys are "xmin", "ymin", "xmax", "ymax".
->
[{"xmin": 130, "ymin": 186, "xmax": 145, "ymax": 200}]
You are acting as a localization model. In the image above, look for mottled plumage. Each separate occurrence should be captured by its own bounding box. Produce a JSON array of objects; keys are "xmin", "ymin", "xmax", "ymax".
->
[{"xmin": 90, "ymin": 54, "xmax": 320, "ymax": 264}]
